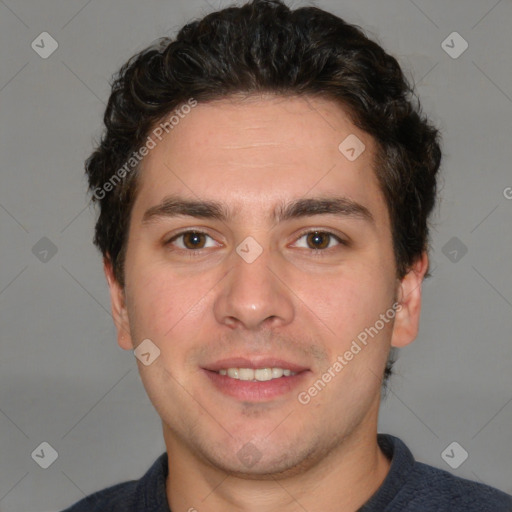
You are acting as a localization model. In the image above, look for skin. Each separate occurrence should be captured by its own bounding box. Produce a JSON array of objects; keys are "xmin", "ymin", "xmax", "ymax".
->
[{"xmin": 105, "ymin": 94, "xmax": 428, "ymax": 512}]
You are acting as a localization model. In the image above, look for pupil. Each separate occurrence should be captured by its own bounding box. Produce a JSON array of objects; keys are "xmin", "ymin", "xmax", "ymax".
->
[
  {"xmin": 185, "ymin": 232, "xmax": 204, "ymax": 249},
  {"xmin": 308, "ymin": 231, "xmax": 328, "ymax": 249}
]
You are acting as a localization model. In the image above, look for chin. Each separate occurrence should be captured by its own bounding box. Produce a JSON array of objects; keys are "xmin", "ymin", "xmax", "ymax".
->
[{"xmin": 199, "ymin": 435, "xmax": 323, "ymax": 480}]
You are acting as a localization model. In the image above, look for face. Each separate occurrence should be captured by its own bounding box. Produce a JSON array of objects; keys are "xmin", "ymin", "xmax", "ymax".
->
[{"xmin": 106, "ymin": 95, "xmax": 426, "ymax": 476}]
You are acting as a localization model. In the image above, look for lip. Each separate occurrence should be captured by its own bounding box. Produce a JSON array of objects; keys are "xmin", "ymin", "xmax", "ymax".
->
[
  {"xmin": 203, "ymin": 369, "xmax": 310, "ymax": 401},
  {"xmin": 201, "ymin": 357, "xmax": 311, "ymax": 402},
  {"xmin": 203, "ymin": 357, "xmax": 309, "ymax": 373}
]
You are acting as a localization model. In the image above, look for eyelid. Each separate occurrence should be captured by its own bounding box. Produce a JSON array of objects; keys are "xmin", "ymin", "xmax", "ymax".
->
[
  {"xmin": 163, "ymin": 228, "xmax": 348, "ymax": 253},
  {"xmin": 290, "ymin": 229, "xmax": 348, "ymax": 250},
  {"xmin": 164, "ymin": 229, "xmax": 221, "ymax": 249}
]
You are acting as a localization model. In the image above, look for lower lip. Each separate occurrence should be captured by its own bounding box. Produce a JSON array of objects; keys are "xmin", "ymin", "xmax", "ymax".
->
[{"xmin": 203, "ymin": 369, "xmax": 310, "ymax": 402}]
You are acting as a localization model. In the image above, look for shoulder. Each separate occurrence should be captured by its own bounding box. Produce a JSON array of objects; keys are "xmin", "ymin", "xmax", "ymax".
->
[
  {"xmin": 59, "ymin": 452, "xmax": 169, "ymax": 512},
  {"xmin": 375, "ymin": 435, "xmax": 512, "ymax": 512},
  {"xmin": 60, "ymin": 480, "xmax": 139, "ymax": 511},
  {"xmin": 400, "ymin": 461, "xmax": 512, "ymax": 511}
]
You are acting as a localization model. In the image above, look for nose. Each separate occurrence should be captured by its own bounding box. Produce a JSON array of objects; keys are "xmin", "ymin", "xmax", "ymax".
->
[{"xmin": 213, "ymin": 244, "xmax": 295, "ymax": 331}]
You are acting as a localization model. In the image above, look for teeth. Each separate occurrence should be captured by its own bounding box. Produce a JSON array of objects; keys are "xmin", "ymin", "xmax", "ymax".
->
[
  {"xmin": 271, "ymin": 368, "xmax": 284, "ymax": 378},
  {"xmin": 217, "ymin": 367, "xmax": 297, "ymax": 381},
  {"xmin": 239, "ymin": 368, "xmax": 255, "ymax": 381},
  {"xmin": 227, "ymin": 368, "xmax": 239, "ymax": 379},
  {"xmin": 255, "ymin": 368, "xmax": 272, "ymax": 381}
]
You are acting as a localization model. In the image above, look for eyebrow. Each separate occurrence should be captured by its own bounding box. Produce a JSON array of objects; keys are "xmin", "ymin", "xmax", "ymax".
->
[{"xmin": 142, "ymin": 194, "xmax": 374, "ymax": 225}]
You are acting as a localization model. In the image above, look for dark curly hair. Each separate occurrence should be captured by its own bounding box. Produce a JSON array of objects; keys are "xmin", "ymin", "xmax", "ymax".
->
[{"xmin": 87, "ymin": 1, "xmax": 441, "ymax": 379}]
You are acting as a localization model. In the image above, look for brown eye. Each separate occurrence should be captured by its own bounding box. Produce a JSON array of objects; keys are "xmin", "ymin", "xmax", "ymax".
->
[
  {"xmin": 292, "ymin": 230, "xmax": 346, "ymax": 255},
  {"xmin": 306, "ymin": 231, "xmax": 331, "ymax": 250},
  {"xmin": 166, "ymin": 231, "xmax": 218, "ymax": 251},
  {"xmin": 182, "ymin": 232, "xmax": 207, "ymax": 249}
]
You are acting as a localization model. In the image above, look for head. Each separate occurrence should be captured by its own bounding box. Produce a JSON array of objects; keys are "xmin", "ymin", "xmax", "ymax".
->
[{"xmin": 87, "ymin": 0, "xmax": 440, "ymax": 476}]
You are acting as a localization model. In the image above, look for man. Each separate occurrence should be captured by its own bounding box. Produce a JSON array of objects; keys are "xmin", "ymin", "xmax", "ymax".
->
[{"xmin": 62, "ymin": 0, "xmax": 512, "ymax": 510}]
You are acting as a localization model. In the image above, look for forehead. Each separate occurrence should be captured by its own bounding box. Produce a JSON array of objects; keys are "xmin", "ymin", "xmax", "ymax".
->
[{"xmin": 132, "ymin": 94, "xmax": 388, "ymax": 227}]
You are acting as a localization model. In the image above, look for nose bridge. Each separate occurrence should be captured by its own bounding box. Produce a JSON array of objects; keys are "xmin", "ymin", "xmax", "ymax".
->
[{"xmin": 213, "ymin": 240, "xmax": 294, "ymax": 330}]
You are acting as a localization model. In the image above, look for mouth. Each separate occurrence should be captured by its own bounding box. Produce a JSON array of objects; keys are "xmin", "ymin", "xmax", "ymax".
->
[
  {"xmin": 202, "ymin": 357, "xmax": 310, "ymax": 401},
  {"xmin": 217, "ymin": 367, "xmax": 297, "ymax": 381}
]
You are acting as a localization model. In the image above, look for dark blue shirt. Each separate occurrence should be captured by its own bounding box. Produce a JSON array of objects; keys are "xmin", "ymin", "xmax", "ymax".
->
[{"xmin": 61, "ymin": 434, "xmax": 512, "ymax": 511}]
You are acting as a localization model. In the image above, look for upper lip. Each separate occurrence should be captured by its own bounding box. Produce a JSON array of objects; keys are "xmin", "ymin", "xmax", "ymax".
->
[{"xmin": 203, "ymin": 357, "xmax": 309, "ymax": 373}]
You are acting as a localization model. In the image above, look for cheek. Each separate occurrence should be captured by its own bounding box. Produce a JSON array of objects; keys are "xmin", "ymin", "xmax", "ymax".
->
[
  {"xmin": 125, "ymin": 259, "xmax": 215, "ymax": 346},
  {"xmin": 302, "ymin": 265, "xmax": 395, "ymax": 338},
  {"xmin": 301, "ymin": 269, "xmax": 396, "ymax": 410},
  {"xmin": 124, "ymin": 262, "xmax": 179, "ymax": 340}
]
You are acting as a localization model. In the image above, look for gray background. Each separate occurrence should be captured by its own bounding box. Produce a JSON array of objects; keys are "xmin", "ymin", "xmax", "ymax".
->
[{"xmin": 1, "ymin": 0, "xmax": 511, "ymax": 510}]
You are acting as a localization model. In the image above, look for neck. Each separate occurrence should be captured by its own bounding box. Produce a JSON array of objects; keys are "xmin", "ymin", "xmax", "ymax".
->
[{"xmin": 164, "ymin": 405, "xmax": 391, "ymax": 512}]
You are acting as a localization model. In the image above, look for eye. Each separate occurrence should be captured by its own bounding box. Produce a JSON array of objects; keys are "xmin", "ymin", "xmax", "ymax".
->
[
  {"xmin": 164, "ymin": 229, "xmax": 345, "ymax": 254},
  {"xmin": 165, "ymin": 230, "xmax": 219, "ymax": 251},
  {"xmin": 293, "ymin": 230, "xmax": 345, "ymax": 251}
]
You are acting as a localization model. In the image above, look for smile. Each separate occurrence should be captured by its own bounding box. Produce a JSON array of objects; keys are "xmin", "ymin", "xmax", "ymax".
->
[{"xmin": 218, "ymin": 367, "xmax": 297, "ymax": 381}]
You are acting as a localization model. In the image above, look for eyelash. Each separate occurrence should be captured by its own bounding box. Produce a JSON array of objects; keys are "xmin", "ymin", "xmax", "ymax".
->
[{"xmin": 164, "ymin": 229, "xmax": 347, "ymax": 257}]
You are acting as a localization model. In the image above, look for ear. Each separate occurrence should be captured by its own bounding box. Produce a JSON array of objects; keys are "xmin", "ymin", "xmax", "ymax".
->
[
  {"xmin": 104, "ymin": 256, "xmax": 133, "ymax": 351},
  {"xmin": 391, "ymin": 251, "xmax": 429, "ymax": 348}
]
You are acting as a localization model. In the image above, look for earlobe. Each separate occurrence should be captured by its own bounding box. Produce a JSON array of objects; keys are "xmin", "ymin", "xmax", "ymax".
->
[
  {"xmin": 103, "ymin": 257, "xmax": 133, "ymax": 351},
  {"xmin": 391, "ymin": 252, "xmax": 429, "ymax": 348}
]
